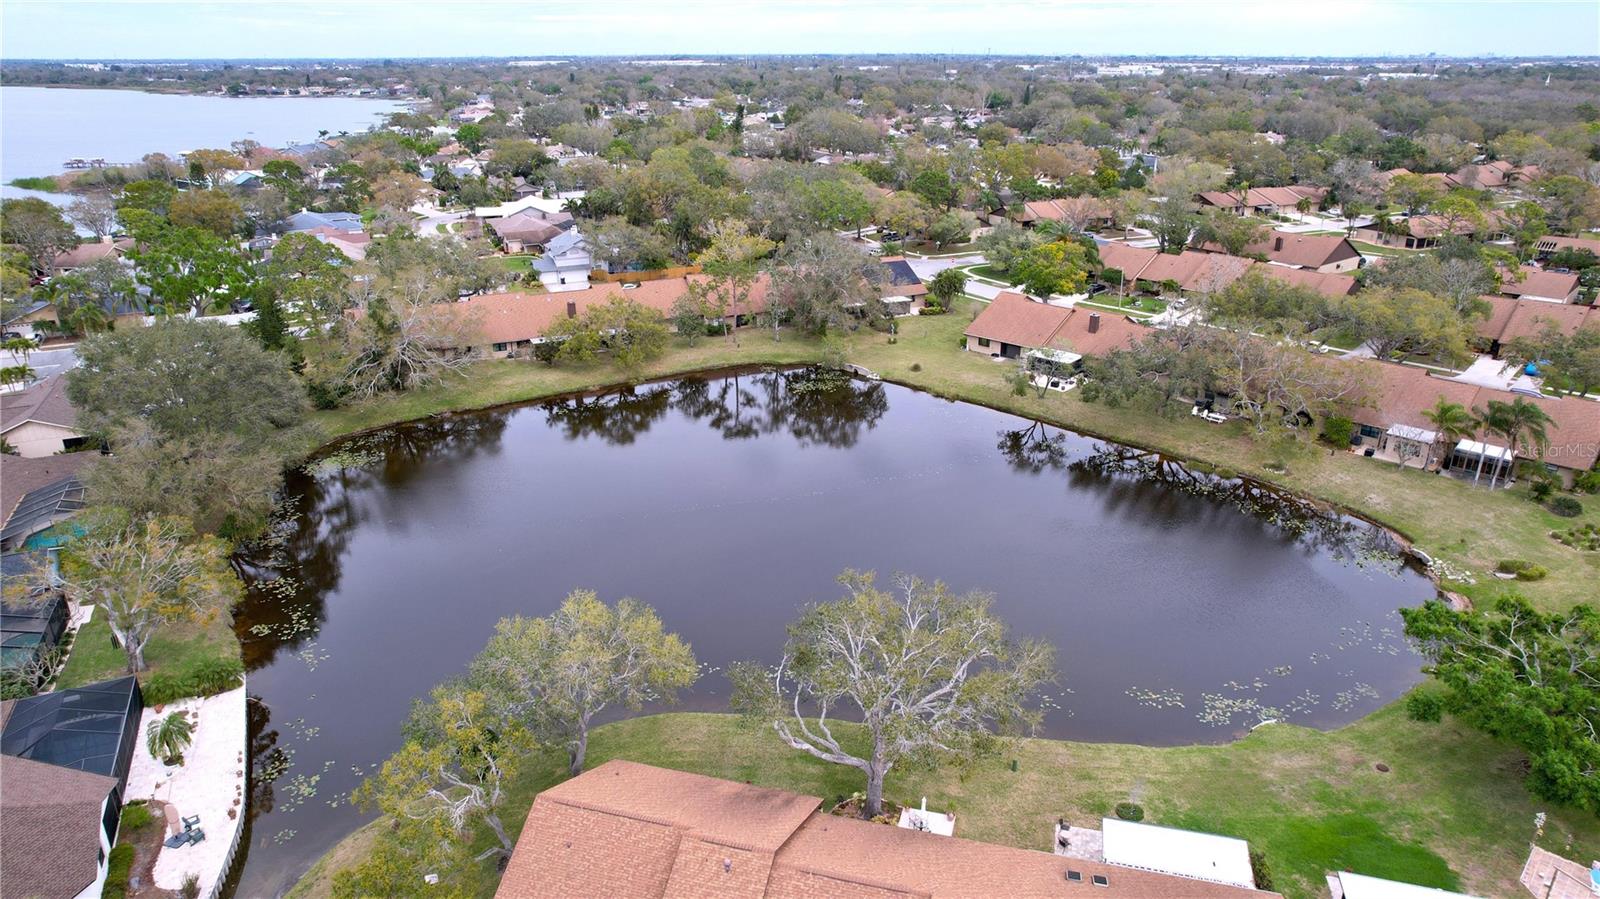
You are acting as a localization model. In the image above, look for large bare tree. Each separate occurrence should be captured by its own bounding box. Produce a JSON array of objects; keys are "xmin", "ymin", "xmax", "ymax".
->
[{"xmin": 731, "ymin": 570, "xmax": 1054, "ymax": 818}]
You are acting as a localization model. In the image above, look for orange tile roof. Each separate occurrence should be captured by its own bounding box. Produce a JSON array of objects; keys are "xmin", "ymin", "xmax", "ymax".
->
[
  {"xmin": 495, "ymin": 761, "xmax": 1279, "ymax": 899},
  {"xmin": 1345, "ymin": 360, "xmax": 1600, "ymax": 471},
  {"xmin": 1048, "ymin": 308, "xmax": 1149, "ymax": 357},
  {"xmin": 1477, "ymin": 296, "xmax": 1599, "ymax": 345},
  {"xmin": 1239, "ymin": 231, "xmax": 1360, "ymax": 270},
  {"xmin": 440, "ymin": 275, "xmax": 773, "ymax": 347},
  {"xmin": 963, "ymin": 291, "xmax": 1071, "ymax": 348},
  {"xmin": 1254, "ymin": 264, "xmax": 1357, "ymax": 298},
  {"xmin": 1498, "ymin": 266, "xmax": 1579, "ymax": 301}
]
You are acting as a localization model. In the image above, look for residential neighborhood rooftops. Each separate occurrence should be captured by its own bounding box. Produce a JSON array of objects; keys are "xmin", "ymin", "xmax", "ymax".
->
[
  {"xmin": 1477, "ymin": 295, "xmax": 1599, "ymax": 346},
  {"xmin": 0, "ymin": 374, "xmax": 79, "ymax": 436},
  {"xmin": 965, "ymin": 291, "xmax": 1080, "ymax": 348},
  {"xmin": 1497, "ymin": 266, "xmax": 1581, "ymax": 302},
  {"xmin": 1238, "ymin": 231, "xmax": 1360, "ymax": 271},
  {"xmin": 0, "ymin": 453, "xmax": 94, "ymax": 540},
  {"xmin": 286, "ymin": 210, "xmax": 363, "ymax": 233},
  {"xmin": 494, "ymin": 760, "xmax": 1279, "ymax": 899},
  {"xmin": 0, "ymin": 755, "xmax": 120, "ymax": 899}
]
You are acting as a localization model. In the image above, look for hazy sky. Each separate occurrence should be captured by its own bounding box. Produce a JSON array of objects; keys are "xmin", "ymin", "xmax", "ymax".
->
[{"xmin": 3, "ymin": 0, "xmax": 1597, "ymax": 60}]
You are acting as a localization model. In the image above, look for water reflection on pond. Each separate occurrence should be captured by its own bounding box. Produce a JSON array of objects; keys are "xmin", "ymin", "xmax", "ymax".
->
[{"xmin": 227, "ymin": 367, "xmax": 1430, "ymax": 896}]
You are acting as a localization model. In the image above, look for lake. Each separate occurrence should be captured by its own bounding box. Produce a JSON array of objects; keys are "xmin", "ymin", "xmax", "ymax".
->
[
  {"xmin": 227, "ymin": 369, "xmax": 1432, "ymax": 896},
  {"xmin": 0, "ymin": 86, "xmax": 407, "ymax": 198}
]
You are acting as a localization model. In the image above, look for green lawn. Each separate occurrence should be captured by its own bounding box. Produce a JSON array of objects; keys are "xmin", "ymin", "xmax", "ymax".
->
[
  {"xmin": 293, "ymin": 707, "xmax": 1599, "ymax": 899},
  {"xmin": 965, "ymin": 263, "xmax": 1013, "ymax": 284},
  {"xmin": 55, "ymin": 608, "xmax": 240, "ymax": 691},
  {"xmin": 497, "ymin": 255, "xmax": 533, "ymax": 273},
  {"xmin": 1077, "ymin": 294, "xmax": 1166, "ymax": 317}
]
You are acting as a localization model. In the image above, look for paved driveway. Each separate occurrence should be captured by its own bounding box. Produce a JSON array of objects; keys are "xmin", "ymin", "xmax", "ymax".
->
[
  {"xmin": 412, "ymin": 203, "xmax": 469, "ymax": 237},
  {"xmin": 3, "ymin": 344, "xmax": 78, "ymax": 379}
]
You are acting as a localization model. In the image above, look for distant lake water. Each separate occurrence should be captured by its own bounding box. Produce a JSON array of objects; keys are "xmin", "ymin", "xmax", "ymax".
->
[{"xmin": 0, "ymin": 86, "xmax": 407, "ymax": 198}]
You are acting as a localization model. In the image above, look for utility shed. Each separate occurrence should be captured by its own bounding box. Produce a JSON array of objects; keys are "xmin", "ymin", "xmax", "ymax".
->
[{"xmin": 1100, "ymin": 817, "xmax": 1257, "ymax": 889}]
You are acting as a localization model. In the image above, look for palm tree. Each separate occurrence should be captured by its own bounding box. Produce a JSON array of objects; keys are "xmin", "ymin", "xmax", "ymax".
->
[
  {"xmin": 1496, "ymin": 397, "xmax": 1555, "ymax": 488},
  {"xmin": 1420, "ymin": 397, "xmax": 1474, "ymax": 471},
  {"xmin": 146, "ymin": 712, "xmax": 194, "ymax": 766},
  {"xmin": 1477, "ymin": 401, "xmax": 1516, "ymax": 488},
  {"xmin": 2, "ymin": 337, "xmax": 36, "ymax": 365},
  {"xmin": 1469, "ymin": 404, "xmax": 1500, "ymax": 486}
]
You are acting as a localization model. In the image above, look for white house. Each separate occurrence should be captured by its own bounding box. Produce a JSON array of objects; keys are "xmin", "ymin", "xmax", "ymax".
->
[{"xmin": 533, "ymin": 228, "xmax": 594, "ymax": 293}]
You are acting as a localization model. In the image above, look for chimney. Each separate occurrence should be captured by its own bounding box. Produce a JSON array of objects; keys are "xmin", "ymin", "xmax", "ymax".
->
[
  {"xmin": 565, "ymin": 300, "xmax": 577, "ymax": 319},
  {"xmin": 1273, "ymin": 236, "xmax": 1284, "ymax": 251},
  {"xmin": 1088, "ymin": 312, "xmax": 1101, "ymax": 333}
]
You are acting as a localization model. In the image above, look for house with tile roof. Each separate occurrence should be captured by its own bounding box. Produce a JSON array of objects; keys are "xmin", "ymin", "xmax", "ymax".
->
[
  {"xmin": 1497, "ymin": 266, "xmax": 1581, "ymax": 303},
  {"xmin": 417, "ymin": 274, "xmax": 776, "ymax": 358},
  {"xmin": 494, "ymin": 760, "xmax": 1280, "ymax": 899},
  {"xmin": 1340, "ymin": 359, "xmax": 1600, "ymax": 486},
  {"xmin": 1, "ymin": 374, "xmax": 87, "ymax": 458},
  {"xmin": 1195, "ymin": 185, "xmax": 1326, "ymax": 216},
  {"xmin": 486, "ymin": 208, "xmax": 573, "ymax": 254},
  {"xmin": 964, "ymin": 291, "xmax": 1148, "ymax": 364},
  {"xmin": 1535, "ymin": 234, "xmax": 1600, "ymax": 259},
  {"xmin": 1200, "ymin": 230, "xmax": 1362, "ymax": 274},
  {"xmin": 1475, "ymin": 295, "xmax": 1600, "ymax": 357},
  {"xmin": 534, "ymin": 228, "xmax": 595, "ymax": 292}
]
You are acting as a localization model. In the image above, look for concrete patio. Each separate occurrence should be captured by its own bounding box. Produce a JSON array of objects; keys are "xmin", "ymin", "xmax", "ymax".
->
[{"xmin": 124, "ymin": 685, "xmax": 247, "ymax": 898}]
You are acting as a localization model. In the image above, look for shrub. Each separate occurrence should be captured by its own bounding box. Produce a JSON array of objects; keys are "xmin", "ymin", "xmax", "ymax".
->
[
  {"xmin": 909, "ymin": 362, "xmax": 922, "ymax": 372},
  {"xmin": 1516, "ymin": 565, "xmax": 1549, "ymax": 581},
  {"xmin": 120, "ymin": 801, "xmax": 155, "ymax": 833},
  {"xmin": 1319, "ymin": 415, "xmax": 1355, "ymax": 448},
  {"xmin": 1405, "ymin": 689, "xmax": 1444, "ymax": 722},
  {"xmin": 1529, "ymin": 476, "xmax": 1558, "ymax": 503},
  {"xmin": 141, "ymin": 655, "xmax": 245, "ymax": 706},
  {"xmin": 1572, "ymin": 469, "xmax": 1600, "ymax": 494},
  {"xmin": 1496, "ymin": 559, "xmax": 1531, "ymax": 574},
  {"xmin": 1113, "ymin": 802, "xmax": 1144, "ymax": 822},
  {"xmin": 102, "ymin": 844, "xmax": 135, "ymax": 899},
  {"xmin": 1550, "ymin": 496, "xmax": 1584, "ymax": 518},
  {"xmin": 180, "ymin": 873, "xmax": 201, "ymax": 899}
]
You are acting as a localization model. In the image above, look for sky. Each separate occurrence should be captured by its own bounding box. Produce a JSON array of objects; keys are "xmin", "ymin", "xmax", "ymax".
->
[{"xmin": 2, "ymin": 0, "xmax": 1597, "ymax": 60}]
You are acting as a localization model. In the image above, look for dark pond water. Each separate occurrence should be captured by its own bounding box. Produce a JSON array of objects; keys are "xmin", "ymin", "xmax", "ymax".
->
[{"xmin": 226, "ymin": 368, "xmax": 1432, "ymax": 897}]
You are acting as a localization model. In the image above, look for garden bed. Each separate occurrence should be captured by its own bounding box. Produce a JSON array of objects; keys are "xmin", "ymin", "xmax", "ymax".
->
[{"xmin": 829, "ymin": 795, "xmax": 906, "ymax": 825}]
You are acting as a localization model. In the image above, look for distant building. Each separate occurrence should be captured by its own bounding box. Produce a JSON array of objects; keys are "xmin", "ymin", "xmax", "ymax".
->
[
  {"xmin": 533, "ymin": 228, "xmax": 595, "ymax": 292},
  {"xmin": 0, "ymin": 375, "xmax": 87, "ymax": 458},
  {"xmin": 285, "ymin": 210, "xmax": 363, "ymax": 234}
]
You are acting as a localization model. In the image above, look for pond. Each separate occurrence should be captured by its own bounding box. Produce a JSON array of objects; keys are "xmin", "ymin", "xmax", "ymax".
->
[{"xmin": 227, "ymin": 368, "xmax": 1432, "ymax": 896}]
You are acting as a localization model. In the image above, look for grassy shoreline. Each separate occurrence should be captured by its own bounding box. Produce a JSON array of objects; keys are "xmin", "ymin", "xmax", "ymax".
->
[
  {"xmin": 310, "ymin": 297, "xmax": 1597, "ymax": 610},
  {"xmin": 284, "ymin": 298, "xmax": 1599, "ymax": 898}
]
